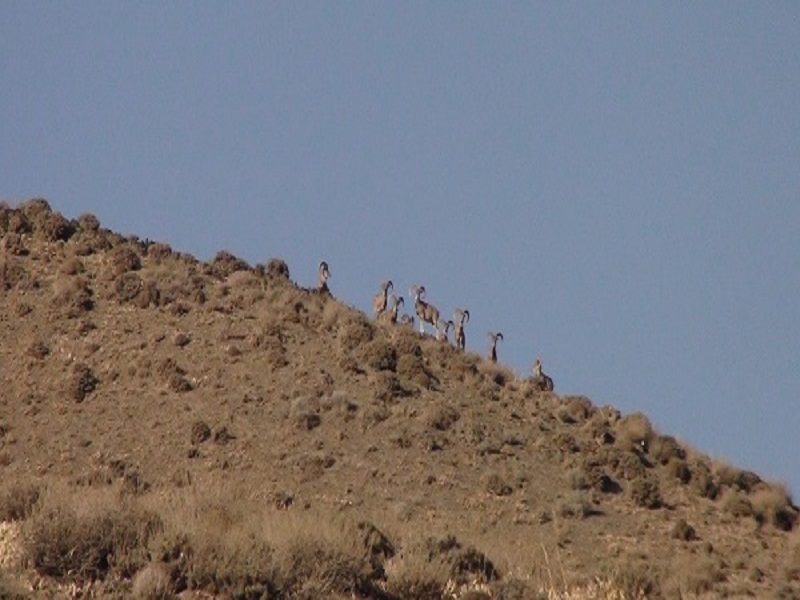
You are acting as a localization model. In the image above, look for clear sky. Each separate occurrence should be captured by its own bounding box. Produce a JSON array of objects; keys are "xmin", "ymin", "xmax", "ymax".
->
[{"xmin": 2, "ymin": 3, "xmax": 798, "ymax": 497}]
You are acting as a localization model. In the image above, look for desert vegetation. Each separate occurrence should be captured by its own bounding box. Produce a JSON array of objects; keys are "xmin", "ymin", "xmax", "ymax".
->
[{"xmin": 0, "ymin": 199, "xmax": 798, "ymax": 598}]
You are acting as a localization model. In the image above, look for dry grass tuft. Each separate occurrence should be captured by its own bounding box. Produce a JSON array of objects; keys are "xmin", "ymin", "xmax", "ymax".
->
[
  {"xmin": 614, "ymin": 412, "xmax": 654, "ymax": 453},
  {"xmin": 0, "ymin": 482, "xmax": 41, "ymax": 521},
  {"xmin": 750, "ymin": 484, "xmax": 799, "ymax": 531},
  {"xmin": 628, "ymin": 475, "xmax": 662, "ymax": 509},
  {"xmin": 23, "ymin": 486, "xmax": 161, "ymax": 584}
]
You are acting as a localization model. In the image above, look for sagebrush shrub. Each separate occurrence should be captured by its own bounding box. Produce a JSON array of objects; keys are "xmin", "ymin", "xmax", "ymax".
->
[
  {"xmin": 24, "ymin": 501, "xmax": 160, "ymax": 583},
  {"xmin": 0, "ymin": 482, "xmax": 40, "ymax": 521}
]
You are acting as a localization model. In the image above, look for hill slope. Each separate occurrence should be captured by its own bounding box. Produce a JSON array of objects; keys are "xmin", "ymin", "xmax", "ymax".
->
[{"xmin": 0, "ymin": 199, "xmax": 798, "ymax": 599}]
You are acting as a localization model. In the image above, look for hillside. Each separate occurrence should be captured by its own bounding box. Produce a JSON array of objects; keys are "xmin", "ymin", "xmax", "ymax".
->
[{"xmin": 0, "ymin": 199, "xmax": 798, "ymax": 599}]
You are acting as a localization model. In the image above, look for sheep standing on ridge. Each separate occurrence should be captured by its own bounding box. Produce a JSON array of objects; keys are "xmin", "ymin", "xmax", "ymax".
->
[
  {"xmin": 378, "ymin": 295, "xmax": 404, "ymax": 324},
  {"xmin": 487, "ymin": 331, "xmax": 503, "ymax": 362},
  {"xmin": 372, "ymin": 280, "xmax": 393, "ymax": 315},
  {"xmin": 317, "ymin": 261, "xmax": 331, "ymax": 294},
  {"xmin": 436, "ymin": 319, "xmax": 454, "ymax": 343},
  {"xmin": 410, "ymin": 285, "xmax": 440, "ymax": 335},
  {"xmin": 531, "ymin": 358, "xmax": 554, "ymax": 392},
  {"xmin": 454, "ymin": 308, "xmax": 470, "ymax": 351}
]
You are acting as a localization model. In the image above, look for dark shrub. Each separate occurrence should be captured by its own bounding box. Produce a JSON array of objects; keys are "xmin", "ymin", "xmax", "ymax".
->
[
  {"xmin": 629, "ymin": 475, "xmax": 662, "ymax": 509},
  {"xmin": 0, "ymin": 482, "xmax": 41, "ymax": 521}
]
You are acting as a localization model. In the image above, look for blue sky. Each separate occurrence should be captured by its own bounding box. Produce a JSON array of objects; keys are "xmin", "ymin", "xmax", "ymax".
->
[{"xmin": 3, "ymin": 3, "xmax": 798, "ymax": 497}]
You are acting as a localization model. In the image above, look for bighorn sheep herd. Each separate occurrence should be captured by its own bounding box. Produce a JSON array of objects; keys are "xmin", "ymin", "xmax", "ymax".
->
[{"xmin": 307, "ymin": 261, "xmax": 554, "ymax": 390}]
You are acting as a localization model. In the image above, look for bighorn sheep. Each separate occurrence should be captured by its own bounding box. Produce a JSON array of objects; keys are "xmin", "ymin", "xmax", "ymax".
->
[
  {"xmin": 410, "ymin": 285, "xmax": 440, "ymax": 335},
  {"xmin": 531, "ymin": 358, "xmax": 554, "ymax": 392},
  {"xmin": 436, "ymin": 319, "xmax": 454, "ymax": 343},
  {"xmin": 317, "ymin": 261, "xmax": 331, "ymax": 293},
  {"xmin": 378, "ymin": 295, "xmax": 404, "ymax": 324},
  {"xmin": 487, "ymin": 331, "xmax": 503, "ymax": 363},
  {"xmin": 372, "ymin": 280, "xmax": 393, "ymax": 315},
  {"xmin": 454, "ymin": 308, "xmax": 470, "ymax": 351}
]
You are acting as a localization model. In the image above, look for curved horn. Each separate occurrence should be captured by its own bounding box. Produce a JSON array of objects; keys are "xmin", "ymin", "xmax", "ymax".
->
[
  {"xmin": 397, "ymin": 296, "xmax": 405, "ymax": 307},
  {"xmin": 463, "ymin": 310, "xmax": 470, "ymax": 323},
  {"xmin": 497, "ymin": 332, "xmax": 503, "ymax": 340},
  {"xmin": 387, "ymin": 280, "xmax": 393, "ymax": 291}
]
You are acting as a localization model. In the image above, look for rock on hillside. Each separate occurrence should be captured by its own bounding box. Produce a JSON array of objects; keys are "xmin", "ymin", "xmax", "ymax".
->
[{"xmin": 0, "ymin": 199, "xmax": 798, "ymax": 599}]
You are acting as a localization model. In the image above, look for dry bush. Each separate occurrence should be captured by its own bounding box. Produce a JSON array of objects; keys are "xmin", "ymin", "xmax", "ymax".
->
[
  {"xmin": 650, "ymin": 434, "xmax": 686, "ymax": 465},
  {"xmin": 320, "ymin": 391, "xmax": 360, "ymax": 421},
  {"xmin": 37, "ymin": 211, "xmax": 75, "ymax": 242},
  {"xmin": 290, "ymin": 396, "xmax": 322, "ymax": 431},
  {"xmin": 0, "ymin": 481, "xmax": 40, "ymax": 521},
  {"xmin": 478, "ymin": 363, "xmax": 516, "ymax": 388},
  {"xmin": 131, "ymin": 562, "xmax": 173, "ymax": 599},
  {"xmin": 336, "ymin": 313, "xmax": 375, "ymax": 351},
  {"xmin": 594, "ymin": 446, "xmax": 647, "ymax": 482},
  {"xmin": 251, "ymin": 325, "xmax": 288, "ymax": 368},
  {"xmin": 157, "ymin": 358, "xmax": 192, "ymax": 393},
  {"xmin": 601, "ymin": 562, "xmax": 661, "ymax": 600},
  {"xmin": 146, "ymin": 242, "xmax": 173, "ymax": 263},
  {"xmin": 397, "ymin": 348, "xmax": 435, "ymax": 390},
  {"xmin": 750, "ymin": 485, "xmax": 798, "ymax": 531},
  {"xmin": 716, "ymin": 463, "xmax": 762, "ymax": 493},
  {"xmin": 628, "ymin": 475, "xmax": 662, "ymax": 509},
  {"xmin": 384, "ymin": 541, "xmax": 450, "ymax": 600},
  {"xmin": 671, "ymin": 518, "xmax": 697, "ymax": 541},
  {"xmin": 424, "ymin": 405, "xmax": 460, "ymax": 432},
  {"xmin": 265, "ymin": 257, "xmax": 291, "ymax": 280},
  {"xmin": 664, "ymin": 457, "xmax": 692, "ymax": 484},
  {"xmin": 2, "ymin": 233, "xmax": 27, "ymax": 256},
  {"xmin": 690, "ymin": 460, "xmax": 719, "ymax": 500},
  {"xmin": 557, "ymin": 396, "xmax": 594, "ymax": 425},
  {"xmin": 614, "ymin": 412, "xmax": 654, "ymax": 453},
  {"xmin": 152, "ymin": 493, "xmax": 382, "ymax": 599},
  {"xmin": 486, "ymin": 473, "xmax": 513, "ymax": 497},
  {"xmin": 3, "ymin": 209, "xmax": 30, "ymax": 235},
  {"xmin": 488, "ymin": 578, "xmax": 539, "ymax": 600},
  {"xmin": 664, "ymin": 554, "xmax": 726, "ymax": 596},
  {"xmin": 359, "ymin": 337, "xmax": 398, "ymax": 372},
  {"xmin": 70, "ymin": 363, "xmax": 98, "ymax": 402},
  {"xmin": 17, "ymin": 199, "xmax": 73, "ymax": 242},
  {"xmin": 271, "ymin": 535, "xmax": 368, "ymax": 598},
  {"xmin": 226, "ymin": 268, "xmax": 262, "ymax": 292},
  {"xmin": 555, "ymin": 491, "xmax": 595, "ymax": 519},
  {"xmin": 574, "ymin": 459, "xmax": 622, "ymax": 494},
  {"xmin": 782, "ymin": 538, "xmax": 800, "ymax": 583},
  {"xmin": 52, "ymin": 276, "xmax": 94, "ymax": 317},
  {"xmin": 76, "ymin": 212, "xmax": 101, "ymax": 231},
  {"xmin": 722, "ymin": 490, "xmax": 754, "ymax": 519},
  {"xmin": 207, "ymin": 250, "xmax": 250, "ymax": 279},
  {"xmin": 23, "ymin": 487, "xmax": 160, "ymax": 584},
  {"xmin": 0, "ymin": 572, "xmax": 30, "ymax": 600},
  {"xmin": 190, "ymin": 421, "xmax": 211, "ymax": 445},
  {"xmin": 109, "ymin": 244, "xmax": 142, "ymax": 275},
  {"xmin": 0, "ymin": 258, "xmax": 28, "ymax": 291},
  {"xmin": 26, "ymin": 339, "xmax": 49, "ymax": 360},
  {"xmin": 60, "ymin": 256, "xmax": 84, "ymax": 275}
]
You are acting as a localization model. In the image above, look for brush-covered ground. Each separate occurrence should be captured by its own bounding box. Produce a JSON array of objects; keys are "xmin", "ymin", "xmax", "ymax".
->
[{"xmin": 0, "ymin": 199, "xmax": 798, "ymax": 600}]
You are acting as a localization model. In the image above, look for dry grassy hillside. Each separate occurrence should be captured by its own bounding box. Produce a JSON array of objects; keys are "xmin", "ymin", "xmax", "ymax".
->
[{"xmin": 0, "ymin": 199, "xmax": 798, "ymax": 599}]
